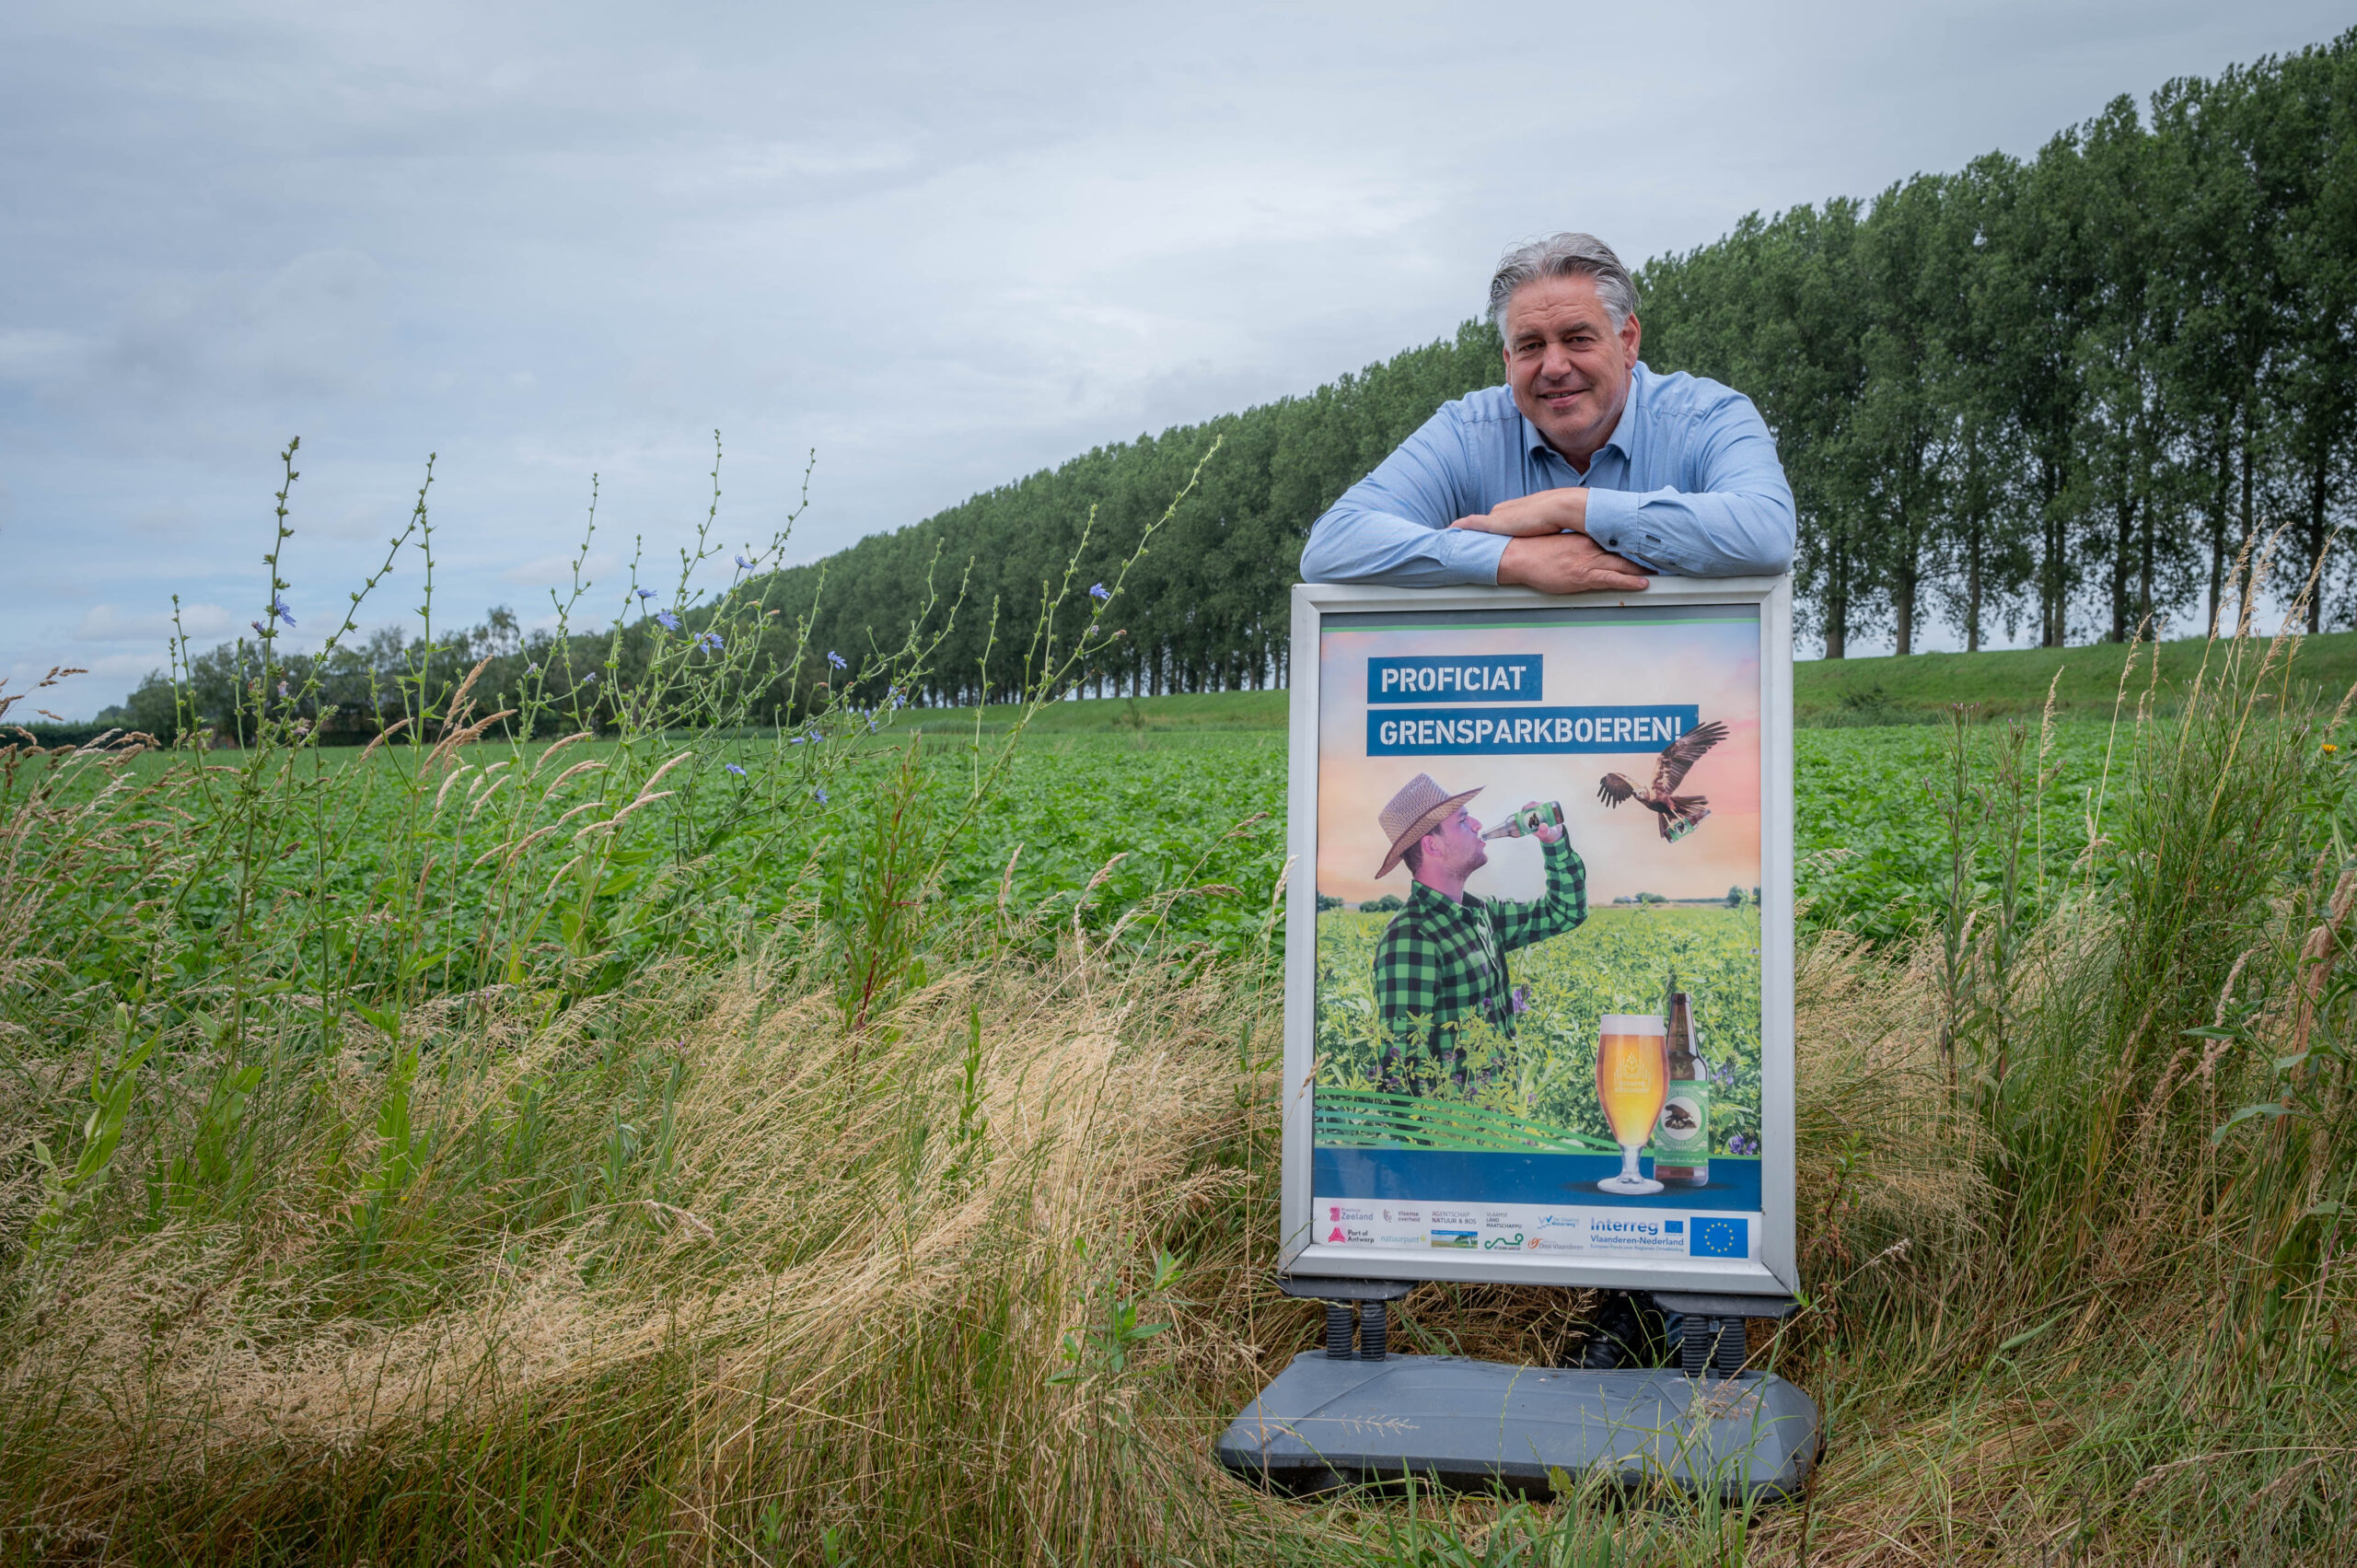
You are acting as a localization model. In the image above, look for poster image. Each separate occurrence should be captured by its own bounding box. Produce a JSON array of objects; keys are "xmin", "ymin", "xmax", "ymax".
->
[{"xmin": 1307, "ymin": 603, "xmax": 1765, "ymax": 1271}]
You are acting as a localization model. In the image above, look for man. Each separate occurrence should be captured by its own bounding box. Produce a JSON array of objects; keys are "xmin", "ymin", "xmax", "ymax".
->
[
  {"xmin": 1369, "ymin": 773, "xmax": 1585, "ymax": 1094},
  {"xmin": 1300, "ymin": 232, "xmax": 1794, "ymax": 593}
]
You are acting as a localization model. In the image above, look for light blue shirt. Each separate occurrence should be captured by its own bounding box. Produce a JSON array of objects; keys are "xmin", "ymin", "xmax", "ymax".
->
[{"xmin": 1299, "ymin": 363, "xmax": 1796, "ymax": 585}]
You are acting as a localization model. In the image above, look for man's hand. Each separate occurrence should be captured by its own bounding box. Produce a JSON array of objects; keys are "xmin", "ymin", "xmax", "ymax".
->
[
  {"xmin": 1524, "ymin": 799, "xmax": 1566, "ymax": 844},
  {"xmin": 1494, "ymin": 531, "xmax": 1651, "ymax": 594},
  {"xmin": 1451, "ymin": 488, "xmax": 1589, "ymax": 538}
]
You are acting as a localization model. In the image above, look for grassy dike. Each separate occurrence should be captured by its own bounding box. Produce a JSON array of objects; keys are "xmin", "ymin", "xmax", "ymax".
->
[
  {"xmin": 5, "ymin": 618, "xmax": 2356, "ymax": 1564},
  {"xmin": 928, "ymin": 627, "xmax": 2357, "ymax": 734}
]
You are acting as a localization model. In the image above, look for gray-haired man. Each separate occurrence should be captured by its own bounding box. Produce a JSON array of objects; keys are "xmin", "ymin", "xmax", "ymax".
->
[{"xmin": 1300, "ymin": 233, "xmax": 1795, "ymax": 595}]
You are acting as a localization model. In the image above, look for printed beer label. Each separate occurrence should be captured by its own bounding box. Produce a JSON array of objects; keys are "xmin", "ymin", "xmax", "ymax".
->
[{"xmin": 1655, "ymin": 1085, "xmax": 1712, "ymax": 1159}]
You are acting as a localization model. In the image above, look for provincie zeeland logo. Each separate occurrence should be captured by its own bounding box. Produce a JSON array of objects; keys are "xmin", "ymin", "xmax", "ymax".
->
[{"xmin": 1364, "ymin": 655, "xmax": 1697, "ymax": 758}]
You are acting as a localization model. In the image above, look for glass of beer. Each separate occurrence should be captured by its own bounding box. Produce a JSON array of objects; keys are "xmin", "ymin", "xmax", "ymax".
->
[{"xmin": 1595, "ymin": 1013, "xmax": 1667, "ymax": 1195}]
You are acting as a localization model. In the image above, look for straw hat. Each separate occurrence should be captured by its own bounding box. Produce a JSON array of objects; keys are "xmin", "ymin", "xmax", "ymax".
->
[{"xmin": 1376, "ymin": 772, "xmax": 1482, "ymax": 878}]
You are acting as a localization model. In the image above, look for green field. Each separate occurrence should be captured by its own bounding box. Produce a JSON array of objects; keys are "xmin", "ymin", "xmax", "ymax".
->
[
  {"xmin": 1314, "ymin": 904, "xmax": 1762, "ymax": 1153},
  {"xmin": 9, "ymin": 618, "xmax": 2357, "ymax": 1565}
]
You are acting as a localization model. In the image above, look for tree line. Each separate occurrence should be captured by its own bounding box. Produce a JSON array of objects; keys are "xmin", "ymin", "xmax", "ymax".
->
[
  {"xmin": 754, "ymin": 28, "xmax": 2357, "ymax": 679},
  {"xmin": 92, "ymin": 29, "xmax": 2355, "ymax": 737}
]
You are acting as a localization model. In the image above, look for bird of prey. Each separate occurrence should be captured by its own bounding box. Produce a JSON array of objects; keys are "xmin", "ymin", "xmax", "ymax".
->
[{"xmin": 1596, "ymin": 720, "xmax": 1729, "ymax": 842}]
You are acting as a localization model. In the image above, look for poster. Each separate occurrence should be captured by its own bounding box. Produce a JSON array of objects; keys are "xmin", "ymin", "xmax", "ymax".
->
[{"xmin": 1287, "ymin": 588, "xmax": 1789, "ymax": 1288}]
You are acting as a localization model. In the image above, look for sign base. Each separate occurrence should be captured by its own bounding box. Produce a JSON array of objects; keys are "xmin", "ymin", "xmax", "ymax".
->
[{"xmin": 1214, "ymin": 1352, "xmax": 1817, "ymax": 1502}]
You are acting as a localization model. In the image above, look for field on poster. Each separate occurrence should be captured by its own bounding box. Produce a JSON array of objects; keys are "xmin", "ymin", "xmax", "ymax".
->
[{"xmin": 1307, "ymin": 602, "xmax": 1767, "ymax": 1272}]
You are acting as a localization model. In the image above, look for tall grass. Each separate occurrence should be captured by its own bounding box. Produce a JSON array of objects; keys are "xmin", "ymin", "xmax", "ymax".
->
[{"xmin": 5, "ymin": 472, "xmax": 2357, "ymax": 1564}]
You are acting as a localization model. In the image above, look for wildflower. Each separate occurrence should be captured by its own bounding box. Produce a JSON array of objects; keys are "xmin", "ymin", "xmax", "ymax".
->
[
  {"xmin": 827, "ymin": 650, "xmax": 846, "ymax": 670},
  {"xmin": 787, "ymin": 735, "xmax": 807, "ymax": 745},
  {"xmin": 698, "ymin": 632, "xmax": 723, "ymax": 652},
  {"xmin": 582, "ymin": 672, "xmax": 599, "ymax": 685},
  {"xmin": 271, "ymin": 594, "xmax": 296, "ymax": 626},
  {"xmin": 814, "ymin": 786, "xmax": 829, "ymax": 804},
  {"xmin": 250, "ymin": 620, "xmax": 268, "ymax": 637},
  {"xmin": 636, "ymin": 588, "xmax": 656, "ymax": 601},
  {"xmin": 655, "ymin": 609, "xmax": 681, "ymax": 633},
  {"xmin": 527, "ymin": 663, "xmax": 541, "ymax": 677},
  {"xmin": 1089, "ymin": 582, "xmax": 1110, "ymax": 602},
  {"xmin": 735, "ymin": 554, "xmax": 754, "ymax": 571},
  {"xmin": 277, "ymin": 680, "xmax": 289, "ymax": 697},
  {"xmin": 2327, "ymin": 743, "xmax": 2340, "ymax": 754},
  {"xmin": 724, "ymin": 761, "xmax": 746, "ymax": 776}
]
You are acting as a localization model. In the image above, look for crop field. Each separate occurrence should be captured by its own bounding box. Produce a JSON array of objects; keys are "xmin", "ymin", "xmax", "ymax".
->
[
  {"xmin": 1313, "ymin": 905, "xmax": 1762, "ymax": 1152},
  {"xmin": 8, "ymin": 609, "xmax": 2357, "ymax": 1566}
]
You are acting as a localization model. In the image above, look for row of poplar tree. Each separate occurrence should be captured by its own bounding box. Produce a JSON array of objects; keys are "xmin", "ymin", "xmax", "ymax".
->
[
  {"xmin": 100, "ymin": 30, "xmax": 2357, "ymax": 738},
  {"xmin": 765, "ymin": 29, "xmax": 2353, "ymax": 691}
]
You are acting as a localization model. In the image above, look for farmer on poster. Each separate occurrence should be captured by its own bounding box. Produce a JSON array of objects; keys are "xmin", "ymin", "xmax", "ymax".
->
[{"xmin": 1366, "ymin": 772, "xmax": 1587, "ymax": 1097}]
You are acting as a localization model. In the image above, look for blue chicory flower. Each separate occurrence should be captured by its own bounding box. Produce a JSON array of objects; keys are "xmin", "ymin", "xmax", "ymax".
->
[
  {"xmin": 1089, "ymin": 582, "xmax": 1110, "ymax": 601},
  {"xmin": 698, "ymin": 632, "xmax": 723, "ymax": 652},
  {"xmin": 527, "ymin": 663, "xmax": 541, "ymax": 677},
  {"xmin": 724, "ymin": 762, "xmax": 746, "ymax": 776},
  {"xmin": 271, "ymin": 594, "xmax": 296, "ymax": 626},
  {"xmin": 250, "ymin": 621, "xmax": 267, "ymax": 637},
  {"xmin": 582, "ymin": 672, "xmax": 598, "ymax": 685},
  {"xmin": 826, "ymin": 649, "xmax": 846, "ymax": 670},
  {"xmin": 277, "ymin": 681, "xmax": 289, "ymax": 697},
  {"xmin": 813, "ymin": 786, "xmax": 829, "ymax": 804},
  {"xmin": 735, "ymin": 554, "xmax": 754, "ymax": 571},
  {"xmin": 655, "ymin": 609, "xmax": 681, "ymax": 633},
  {"xmin": 637, "ymin": 588, "xmax": 656, "ymax": 601}
]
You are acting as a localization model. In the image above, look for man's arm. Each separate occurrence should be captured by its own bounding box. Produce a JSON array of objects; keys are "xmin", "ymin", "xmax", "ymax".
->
[
  {"xmin": 1579, "ymin": 395, "xmax": 1795, "ymax": 577},
  {"xmin": 1450, "ymin": 390, "xmax": 1796, "ymax": 578},
  {"xmin": 1486, "ymin": 834, "xmax": 1588, "ymax": 952},
  {"xmin": 1302, "ymin": 405, "xmax": 1510, "ymax": 587}
]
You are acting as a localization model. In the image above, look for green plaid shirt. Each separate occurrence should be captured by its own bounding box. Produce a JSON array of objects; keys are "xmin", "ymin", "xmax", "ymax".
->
[{"xmin": 1373, "ymin": 835, "xmax": 1587, "ymax": 1091}]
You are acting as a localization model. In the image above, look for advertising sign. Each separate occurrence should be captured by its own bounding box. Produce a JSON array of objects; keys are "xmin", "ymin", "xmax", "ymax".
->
[{"xmin": 1281, "ymin": 579, "xmax": 1795, "ymax": 1295}]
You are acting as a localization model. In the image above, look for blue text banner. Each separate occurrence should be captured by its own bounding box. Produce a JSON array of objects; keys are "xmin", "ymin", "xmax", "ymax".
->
[
  {"xmin": 1367, "ymin": 705, "xmax": 1701, "ymax": 756},
  {"xmin": 1366, "ymin": 655, "xmax": 1544, "ymax": 704}
]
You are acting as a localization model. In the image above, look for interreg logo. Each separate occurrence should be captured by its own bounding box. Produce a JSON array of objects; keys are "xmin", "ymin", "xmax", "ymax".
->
[{"xmin": 1595, "ymin": 1218, "xmax": 1663, "ymax": 1238}]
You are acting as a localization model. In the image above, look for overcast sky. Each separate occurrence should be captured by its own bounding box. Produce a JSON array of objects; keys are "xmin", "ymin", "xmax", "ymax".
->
[{"xmin": 5, "ymin": 1, "xmax": 2348, "ymax": 717}]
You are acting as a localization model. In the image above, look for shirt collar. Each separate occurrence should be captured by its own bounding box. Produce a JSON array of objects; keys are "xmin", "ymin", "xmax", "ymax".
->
[
  {"xmin": 1519, "ymin": 359, "xmax": 1649, "ymax": 469},
  {"xmin": 1407, "ymin": 878, "xmax": 1479, "ymax": 919}
]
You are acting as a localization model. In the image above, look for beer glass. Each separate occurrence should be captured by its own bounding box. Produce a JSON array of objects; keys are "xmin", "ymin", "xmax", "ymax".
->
[{"xmin": 1595, "ymin": 1013, "xmax": 1667, "ymax": 1195}]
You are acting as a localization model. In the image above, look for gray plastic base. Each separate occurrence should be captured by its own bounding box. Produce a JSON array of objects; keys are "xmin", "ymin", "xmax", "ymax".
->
[{"xmin": 1215, "ymin": 1352, "xmax": 1818, "ymax": 1502}]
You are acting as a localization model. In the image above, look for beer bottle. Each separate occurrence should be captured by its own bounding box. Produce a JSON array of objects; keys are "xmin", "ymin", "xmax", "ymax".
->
[
  {"xmin": 1480, "ymin": 801, "xmax": 1564, "ymax": 841},
  {"xmin": 1655, "ymin": 981, "xmax": 1711, "ymax": 1188}
]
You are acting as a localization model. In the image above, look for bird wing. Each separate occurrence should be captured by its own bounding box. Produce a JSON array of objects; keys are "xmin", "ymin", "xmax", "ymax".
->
[
  {"xmin": 1652, "ymin": 720, "xmax": 1728, "ymax": 794},
  {"xmin": 1596, "ymin": 772, "xmax": 1635, "ymax": 808}
]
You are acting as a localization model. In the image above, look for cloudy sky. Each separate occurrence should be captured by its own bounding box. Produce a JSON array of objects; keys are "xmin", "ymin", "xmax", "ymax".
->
[{"xmin": 5, "ymin": 1, "xmax": 2347, "ymax": 717}]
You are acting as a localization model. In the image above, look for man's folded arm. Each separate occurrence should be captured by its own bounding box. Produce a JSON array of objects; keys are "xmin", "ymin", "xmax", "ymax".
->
[
  {"xmin": 1301, "ymin": 409, "xmax": 1508, "ymax": 587},
  {"xmin": 1581, "ymin": 400, "xmax": 1796, "ymax": 577}
]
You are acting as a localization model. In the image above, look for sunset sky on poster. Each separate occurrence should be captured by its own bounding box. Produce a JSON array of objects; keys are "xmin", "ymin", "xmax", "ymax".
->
[{"xmin": 1315, "ymin": 614, "xmax": 1762, "ymax": 907}]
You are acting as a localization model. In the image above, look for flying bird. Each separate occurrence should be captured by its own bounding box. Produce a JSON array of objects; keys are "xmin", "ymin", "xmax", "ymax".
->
[{"xmin": 1596, "ymin": 720, "xmax": 1729, "ymax": 842}]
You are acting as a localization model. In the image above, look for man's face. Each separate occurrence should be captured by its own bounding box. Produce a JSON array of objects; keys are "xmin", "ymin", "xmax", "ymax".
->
[
  {"xmin": 1501, "ymin": 274, "xmax": 1642, "ymax": 468},
  {"xmin": 1417, "ymin": 807, "xmax": 1488, "ymax": 885}
]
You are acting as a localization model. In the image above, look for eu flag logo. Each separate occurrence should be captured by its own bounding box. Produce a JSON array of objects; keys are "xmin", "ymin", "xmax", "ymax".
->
[{"xmin": 1689, "ymin": 1217, "xmax": 1748, "ymax": 1259}]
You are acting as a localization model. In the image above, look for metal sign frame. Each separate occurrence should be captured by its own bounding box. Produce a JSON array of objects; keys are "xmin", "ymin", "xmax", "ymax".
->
[{"xmin": 1280, "ymin": 576, "xmax": 1797, "ymax": 1296}]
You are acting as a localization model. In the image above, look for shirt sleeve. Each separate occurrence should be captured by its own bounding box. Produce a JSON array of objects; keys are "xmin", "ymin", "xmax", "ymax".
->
[
  {"xmin": 1581, "ymin": 392, "xmax": 1796, "ymax": 577},
  {"xmin": 1300, "ymin": 405, "xmax": 1513, "ymax": 587},
  {"xmin": 1487, "ymin": 835, "xmax": 1588, "ymax": 952}
]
